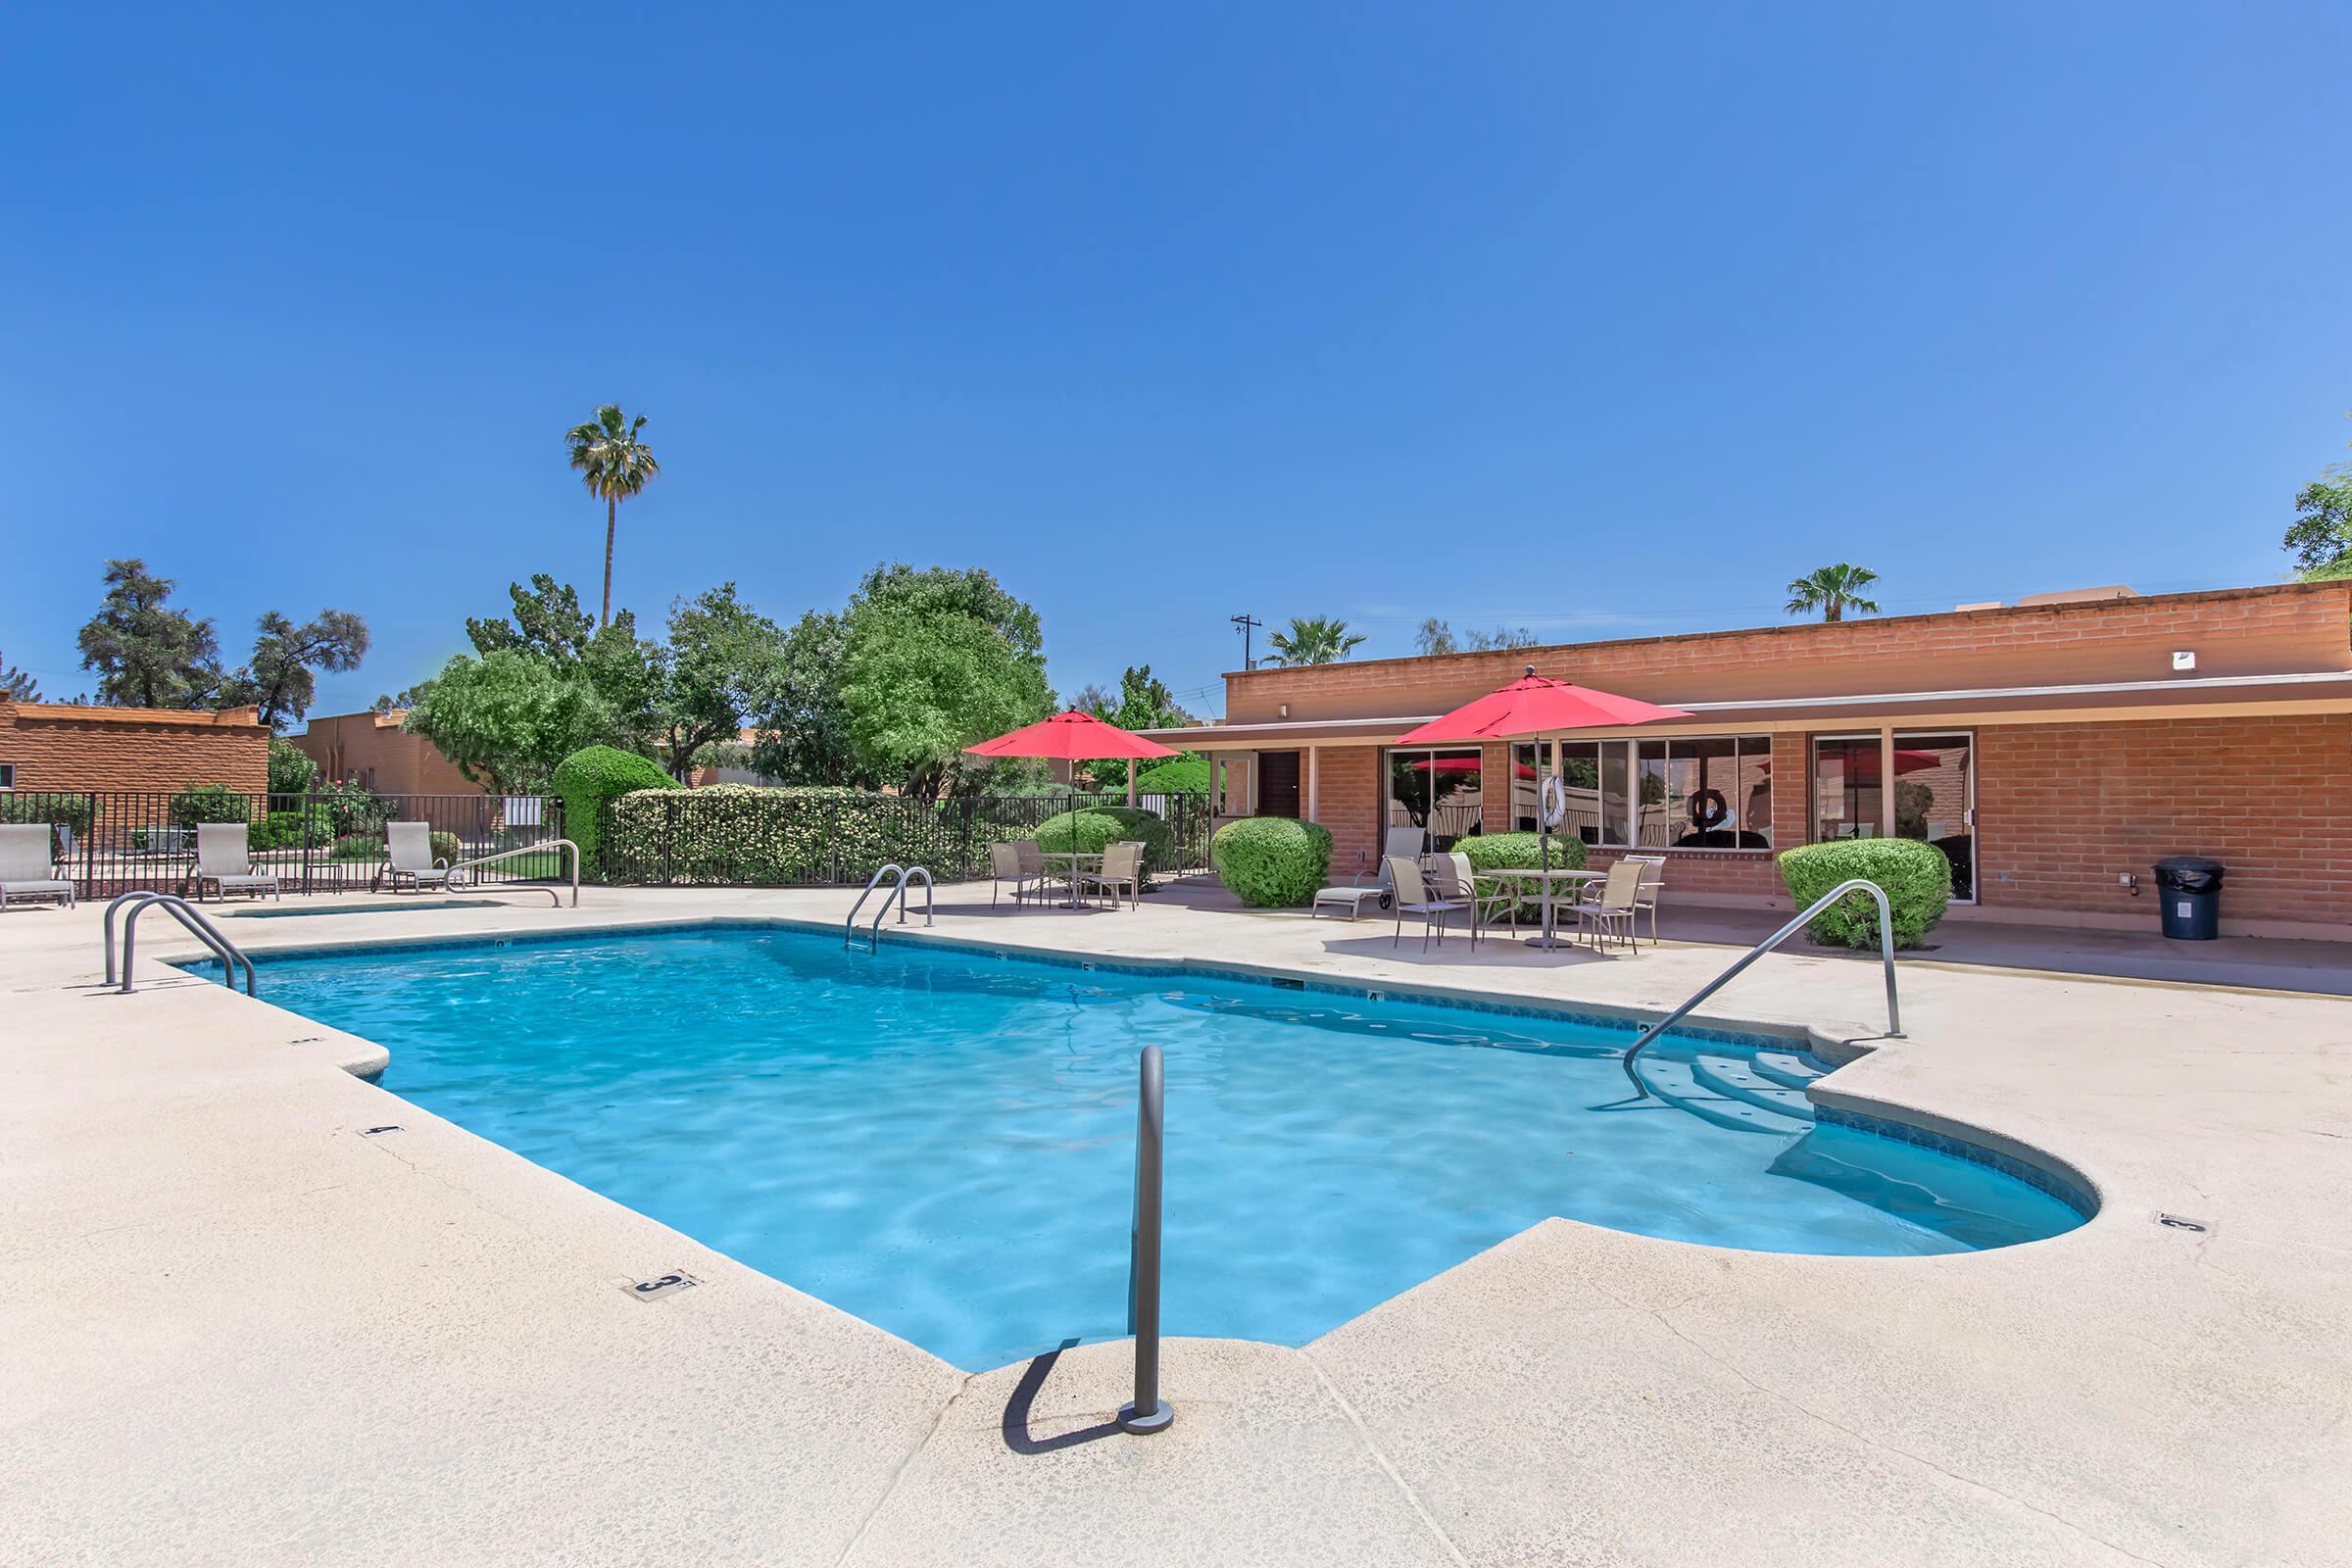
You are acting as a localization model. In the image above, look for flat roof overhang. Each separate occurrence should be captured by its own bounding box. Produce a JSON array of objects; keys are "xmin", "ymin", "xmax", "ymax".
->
[{"xmin": 1141, "ymin": 670, "xmax": 2352, "ymax": 749}]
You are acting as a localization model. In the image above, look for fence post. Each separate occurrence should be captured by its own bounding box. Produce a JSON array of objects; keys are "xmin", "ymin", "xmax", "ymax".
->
[
  {"xmin": 662, "ymin": 794, "xmax": 676, "ymax": 887},
  {"xmin": 82, "ymin": 792, "xmax": 99, "ymax": 896}
]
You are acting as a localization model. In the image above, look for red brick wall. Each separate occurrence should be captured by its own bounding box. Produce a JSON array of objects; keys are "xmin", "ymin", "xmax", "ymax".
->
[
  {"xmin": 1313, "ymin": 746, "xmax": 1382, "ymax": 880},
  {"xmin": 0, "ymin": 702, "xmax": 270, "ymax": 795}
]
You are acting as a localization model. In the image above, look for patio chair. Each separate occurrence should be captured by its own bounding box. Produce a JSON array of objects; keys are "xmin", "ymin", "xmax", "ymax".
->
[
  {"xmin": 1315, "ymin": 827, "xmax": 1428, "ymax": 920},
  {"xmin": 1426, "ymin": 853, "xmax": 1485, "ymax": 950},
  {"xmin": 193, "ymin": 822, "xmax": 280, "ymax": 903},
  {"xmin": 988, "ymin": 840, "xmax": 1048, "ymax": 907},
  {"xmin": 1575, "ymin": 859, "xmax": 1646, "ymax": 953},
  {"xmin": 1081, "ymin": 840, "xmax": 1147, "ymax": 910},
  {"xmin": 377, "ymin": 820, "xmax": 463, "ymax": 895},
  {"xmin": 1386, "ymin": 856, "xmax": 1470, "ymax": 952},
  {"xmin": 1625, "ymin": 853, "xmax": 1667, "ymax": 943},
  {"xmin": 0, "ymin": 824, "xmax": 74, "ymax": 910}
]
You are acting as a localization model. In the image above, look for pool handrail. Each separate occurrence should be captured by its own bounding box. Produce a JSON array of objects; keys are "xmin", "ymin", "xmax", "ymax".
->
[
  {"xmin": 1620, "ymin": 876, "xmax": 1902, "ymax": 1099},
  {"xmin": 439, "ymin": 838, "xmax": 581, "ymax": 907},
  {"xmin": 845, "ymin": 864, "xmax": 934, "ymax": 951},
  {"xmin": 1118, "ymin": 1044, "xmax": 1173, "ymax": 1435},
  {"xmin": 112, "ymin": 892, "xmax": 257, "ymax": 997}
]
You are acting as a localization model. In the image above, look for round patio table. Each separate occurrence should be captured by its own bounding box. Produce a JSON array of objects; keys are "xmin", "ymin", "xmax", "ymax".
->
[
  {"xmin": 1040, "ymin": 850, "xmax": 1103, "ymax": 909},
  {"xmin": 1479, "ymin": 864, "xmax": 1605, "ymax": 950}
]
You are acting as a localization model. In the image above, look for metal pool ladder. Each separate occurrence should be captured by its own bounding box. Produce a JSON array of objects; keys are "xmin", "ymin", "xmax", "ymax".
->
[
  {"xmin": 1620, "ymin": 877, "xmax": 1903, "ymax": 1099},
  {"xmin": 843, "ymin": 863, "xmax": 934, "ymax": 951},
  {"xmin": 1120, "ymin": 1044, "xmax": 1172, "ymax": 1434},
  {"xmin": 103, "ymin": 891, "xmax": 258, "ymax": 997}
]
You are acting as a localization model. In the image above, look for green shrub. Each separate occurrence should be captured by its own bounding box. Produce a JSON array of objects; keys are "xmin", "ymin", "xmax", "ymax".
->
[
  {"xmin": 1777, "ymin": 838, "xmax": 1952, "ymax": 950},
  {"xmin": 168, "ymin": 784, "xmax": 254, "ymax": 829},
  {"xmin": 1132, "ymin": 755, "xmax": 1209, "ymax": 795},
  {"xmin": 553, "ymin": 745, "xmax": 678, "ymax": 877},
  {"xmin": 604, "ymin": 783, "xmax": 989, "ymax": 884},
  {"xmin": 254, "ymin": 805, "xmax": 335, "ymax": 851},
  {"xmin": 329, "ymin": 833, "xmax": 380, "ymax": 861},
  {"xmin": 0, "ymin": 791, "xmax": 100, "ymax": 837},
  {"xmin": 1456, "ymin": 831, "xmax": 1589, "ymax": 918},
  {"xmin": 313, "ymin": 778, "xmax": 394, "ymax": 836},
  {"xmin": 1032, "ymin": 806, "xmax": 1176, "ymax": 882},
  {"xmin": 1211, "ymin": 816, "xmax": 1333, "ymax": 907},
  {"xmin": 267, "ymin": 737, "xmax": 317, "ymax": 796},
  {"xmin": 431, "ymin": 829, "xmax": 463, "ymax": 868}
]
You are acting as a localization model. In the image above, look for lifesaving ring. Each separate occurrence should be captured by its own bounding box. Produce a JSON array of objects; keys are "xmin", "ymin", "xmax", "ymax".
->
[
  {"xmin": 1688, "ymin": 788, "xmax": 1729, "ymax": 829},
  {"xmin": 1540, "ymin": 776, "xmax": 1569, "ymax": 829}
]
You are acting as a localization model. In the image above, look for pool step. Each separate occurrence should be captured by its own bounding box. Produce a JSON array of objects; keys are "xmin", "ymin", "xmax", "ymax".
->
[
  {"xmin": 1749, "ymin": 1050, "xmax": 1829, "ymax": 1090},
  {"xmin": 1636, "ymin": 1057, "xmax": 1813, "ymax": 1137},
  {"xmin": 1690, "ymin": 1052, "xmax": 1816, "ymax": 1118}
]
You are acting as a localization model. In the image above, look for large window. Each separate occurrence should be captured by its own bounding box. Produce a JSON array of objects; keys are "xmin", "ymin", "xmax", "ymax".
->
[
  {"xmin": 1512, "ymin": 736, "xmax": 1772, "ymax": 849},
  {"xmin": 1813, "ymin": 733, "xmax": 1975, "ymax": 901},
  {"xmin": 1385, "ymin": 748, "xmax": 1484, "ymax": 850}
]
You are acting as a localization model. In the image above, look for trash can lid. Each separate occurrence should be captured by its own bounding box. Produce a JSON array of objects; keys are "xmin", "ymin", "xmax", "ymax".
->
[{"xmin": 2152, "ymin": 855, "xmax": 2226, "ymax": 873}]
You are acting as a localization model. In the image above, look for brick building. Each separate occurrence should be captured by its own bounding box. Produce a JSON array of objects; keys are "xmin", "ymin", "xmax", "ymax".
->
[
  {"xmin": 0, "ymin": 699, "xmax": 270, "ymax": 795},
  {"xmin": 291, "ymin": 710, "xmax": 480, "ymax": 796},
  {"xmin": 1142, "ymin": 582, "xmax": 2352, "ymax": 940}
]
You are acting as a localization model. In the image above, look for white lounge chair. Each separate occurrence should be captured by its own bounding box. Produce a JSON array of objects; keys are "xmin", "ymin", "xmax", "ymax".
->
[
  {"xmin": 0, "ymin": 824, "xmax": 74, "ymax": 910},
  {"xmin": 193, "ymin": 822, "xmax": 280, "ymax": 903},
  {"xmin": 1314, "ymin": 827, "xmax": 1429, "ymax": 920},
  {"xmin": 1387, "ymin": 856, "xmax": 1471, "ymax": 951},
  {"xmin": 378, "ymin": 820, "xmax": 463, "ymax": 894}
]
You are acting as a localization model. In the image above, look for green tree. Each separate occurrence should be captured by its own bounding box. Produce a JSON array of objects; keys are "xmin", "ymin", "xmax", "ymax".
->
[
  {"xmin": 75, "ymin": 559, "xmax": 226, "ymax": 708},
  {"xmin": 1785, "ymin": 563, "xmax": 1883, "ymax": 622},
  {"xmin": 564, "ymin": 405, "xmax": 662, "ymax": 627},
  {"xmin": 1415, "ymin": 619, "xmax": 1535, "ymax": 657},
  {"xmin": 842, "ymin": 604, "xmax": 1053, "ymax": 798},
  {"xmin": 853, "ymin": 562, "xmax": 1047, "ymax": 665},
  {"xmin": 373, "ymin": 684, "xmax": 432, "ymax": 713},
  {"xmin": 747, "ymin": 610, "xmax": 860, "ymax": 786},
  {"xmin": 268, "ymin": 736, "xmax": 318, "ymax": 797},
  {"xmin": 0, "ymin": 652, "xmax": 38, "ymax": 702},
  {"xmin": 2283, "ymin": 466, "xmax": 2352, "ymax": 580},
  {"xmin": 402, "ymin": 650, "xmax": 612, "ymax": 796},
  {"xmin": 655, "ymin": 584, "xmax": 782, "ymax": 782},
  {"xmin": 221, "ymin": 610, "xmax": 370, "ymax": 729},
  {"xmin": 1078, "ymin": 663, "xmax": 1193, "ymax": 788},
  {"xmin": 1414, "ymin": 618, "xmax": 1458, "ymax": 657},
  {"xmin": 468, "ymin": 573, "xmax": 662, "ymax": 750},
  {"xmin": 1263, "ymin": 615, "xmax": 1365, "ymax": 666}
]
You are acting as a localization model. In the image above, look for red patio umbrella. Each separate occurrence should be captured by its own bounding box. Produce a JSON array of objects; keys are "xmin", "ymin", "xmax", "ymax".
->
[
  {"xmin": 1396, "ymin": 667, "xmax": 1691, "ymax": 946},
  {"xmin": 965, "ymin": 710, "xmax": 1177, "ymax": 904}
]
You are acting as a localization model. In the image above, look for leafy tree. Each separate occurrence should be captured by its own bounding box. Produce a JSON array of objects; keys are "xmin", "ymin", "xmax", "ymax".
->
[
  {"xmin": 1414, "ymin": 618, "xmax": 1458, "ymax": 657},
  {"xmin": 75, "ymin": 559, "xmax": 226, "ymax": 708},
  {"xmin": 565, "ymin": 405, "xmax": 662, "ymax": 627},
  {"xmin": 1420, "ymin": 618, "xmax": 1538, "ymax": 656},
  {"xmin": 853, "ymin": 562, "xmax": 1048, "ymax": 666},
  {"xmin": 373, "ymin": 684, "xmax": 432, "ymax": 713},
  {"xmin": 1078, "ymin": 663, "xmax": 1193, "ymax": 788},
  {"xmin": 467, "ymin": 573, "xmax": 599, "ymax": 662},
  {"xmin": 221, "ymin": 610, "xmax": 370, "ymax": 729},
  {"xmin": 747, "ymin": 610, "xmax": 861, "ymax": 786},
  {"xmin": 656, "ymin": 584, "xmax": 782, "ymax": 782},
  {"xmin": 401, "ymin": 650, "xmax": 612, "ymax": 796},
  {"xmin": 1263, "ymin": 615, "xmax": 1365, "ymax": 666},
  {"xmin": 2283, "ymin": 466, "xmax": 2352, "ymax": 580},
  {"xmin": 268, "ymin": 736, "xmax": 318, "ymax": 797},
  {"xmin": 842, "ymin": 604, "xmax": 1053, "ymax": 798},
  {"xmin": 0, "ymin": 652, "xmax": 38, "ymax": 702},
  {"xmin": 1785, "ymin": 564, "xmax": 1883, "ymax": 622},
  {"xmin": 467, "ymin": 573, "xmax": 662, "ymax": 750}
]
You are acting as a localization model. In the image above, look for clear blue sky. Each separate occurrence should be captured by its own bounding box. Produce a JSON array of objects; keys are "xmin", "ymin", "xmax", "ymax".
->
[{"xmin": 5, "ymin": 3, "xmax": 2348, "ymax": 721}]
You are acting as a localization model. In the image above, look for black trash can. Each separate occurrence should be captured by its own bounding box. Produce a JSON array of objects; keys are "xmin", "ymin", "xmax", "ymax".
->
[{"xmin": 2152, "ymin": 856, "xmax": 2226, "ymax": 940}]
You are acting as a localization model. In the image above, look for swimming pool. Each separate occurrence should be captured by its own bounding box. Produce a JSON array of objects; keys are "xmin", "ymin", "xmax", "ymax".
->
[{"xmin": 246, "ymin": 924, "xmax": 2086, "ymax": 1370}]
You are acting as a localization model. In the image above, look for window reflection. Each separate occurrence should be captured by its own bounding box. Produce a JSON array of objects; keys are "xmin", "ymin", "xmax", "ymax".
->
[
  {"xmin": 1385, "ymin": 748, "xmax": 1484, "ymax": 851},
  {"xmin": 1508, "ymin": 737, "xmax": 1771, "ymax": 849}
]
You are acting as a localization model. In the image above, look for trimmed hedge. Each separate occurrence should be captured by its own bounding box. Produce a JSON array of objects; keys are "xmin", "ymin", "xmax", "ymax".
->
[
  {"xmin": 605, "ymin": 784, "xmax": 979, "ymax": 885},
  {"xmin": 554, "ymin": 745, "xmax": 678, "ymax": 876},
  {"xmin": 1777, "ymin": 838, "xmax": 1951, "ymax": 950},
  {"xmin": 1211, "ymin": 816, "xmax": 1333, "ymax": 907},
  {"xmin": 1032, "ymin": 807, "xmax": 1176, "ymax": 882},
  {"xmin": 1456, "ymin": 831, "xmax": 1589, "ymax": 918}
]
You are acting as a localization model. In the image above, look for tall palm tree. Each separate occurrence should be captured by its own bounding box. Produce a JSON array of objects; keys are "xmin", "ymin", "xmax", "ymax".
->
[
  {"xmin": 1263, "ymin": 615, "xmax": 1367, "ymax": 666},
  {"xmin": 1785, "ymin": 563, "xmax": 1882, "ymax": 622},
  {"xmin": 565, "ymin": 405, "xmax": 662, "ymax": 626}
]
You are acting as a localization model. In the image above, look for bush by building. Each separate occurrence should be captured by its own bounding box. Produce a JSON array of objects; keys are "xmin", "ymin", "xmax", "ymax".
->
[
  {"xmin": 1455, "ymin": 831, "xmax": 1589, "ymax": 918},
  {"xmin": 1776, "ymin": 838, "xmax": 1952, "ymax": 949},
  {"xmin": 553, "ymin": 745, "xmax": 679, "ymax": 876},
  {"xmin": 1211, "ymin": 816, "xmax": 1333, "ymax": 907},
  {"xmin": 168, "ymin": 783, "xmax": 254, "ymax": 829},
  {"xmin": 1030, "ymin": 806, "xmax": 1176, "ymax": 881}
]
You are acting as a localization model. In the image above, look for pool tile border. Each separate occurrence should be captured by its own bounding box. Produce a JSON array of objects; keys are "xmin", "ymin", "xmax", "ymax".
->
[{"xmin": 1814, "ymin": 1104, "xmax": 2098, "ymax": 1219}]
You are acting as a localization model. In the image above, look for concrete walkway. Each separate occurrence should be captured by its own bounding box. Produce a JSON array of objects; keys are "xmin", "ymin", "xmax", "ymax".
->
[{"xmin": 3, "ymin": 883, "xmax": 2347, "ymax": 1566}]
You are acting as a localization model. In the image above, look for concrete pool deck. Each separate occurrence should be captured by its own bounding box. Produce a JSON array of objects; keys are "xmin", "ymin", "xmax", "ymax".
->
[{"xmin": 3, "ymin": 883, "xmax": 2347, "ymax": 1566}]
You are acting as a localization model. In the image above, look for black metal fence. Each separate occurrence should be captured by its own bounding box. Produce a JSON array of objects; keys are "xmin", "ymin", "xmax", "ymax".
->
[
  {"xmin": 0, "ymin": 790, "xmax": 567, "ymax": 898},
  {"xmin": 596, "ymin": 790, "xmax": 1211, "ymax": 887}
]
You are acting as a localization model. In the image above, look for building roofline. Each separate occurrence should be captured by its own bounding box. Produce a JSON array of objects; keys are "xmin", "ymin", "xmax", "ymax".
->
[
  {"xmin": 0, "ymin": 699, "xmax": 266, "ymax": 728},
  {"xmin": 1219, "ymin": 580, "xmax": 2350, "ymax": 683}
]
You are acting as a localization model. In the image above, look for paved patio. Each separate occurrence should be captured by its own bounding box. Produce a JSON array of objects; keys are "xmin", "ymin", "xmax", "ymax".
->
[{"xmin": 2, "ymin": 880, "xmax": 2347, "ymax": 1566}]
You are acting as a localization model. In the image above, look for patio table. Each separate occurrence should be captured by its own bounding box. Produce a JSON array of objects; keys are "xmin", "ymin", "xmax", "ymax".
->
[
  {"xmin": 1039, "ymin": 850, "xmax": 1104, "ymax": 909},
  {"xmin": 1479, "ymin": 864, "xmax": 1606, "ymax": 951}
]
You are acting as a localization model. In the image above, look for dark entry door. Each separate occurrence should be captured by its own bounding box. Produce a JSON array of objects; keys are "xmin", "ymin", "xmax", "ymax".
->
[{"xmin": 1257, "ymin": 751, "xmax": 1301, "ymax": 818}]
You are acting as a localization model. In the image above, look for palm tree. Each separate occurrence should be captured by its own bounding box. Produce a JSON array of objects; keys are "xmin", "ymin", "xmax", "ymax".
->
[
  {"xmin": 565, "ymin": 405, "xmax": 662, "ymax": 627},
  {"xmin": 1785, "ymin": 564, "xmax": 1882, "ymax": 622},
  {"xmin": 1263, "ymin": 615, "xmax": 1367, "ymax": 666}
]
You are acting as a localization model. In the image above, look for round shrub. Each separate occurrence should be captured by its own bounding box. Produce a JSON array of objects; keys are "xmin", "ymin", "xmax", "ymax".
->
[
  {"xmin": 1132, "ymin": 755, "xmax": 1208, "ymax": 795},
  {"xmin": 1211, "ymin": 816, "xmax": 1333, "ymax": 907},
  {"xmin": 1456, "ymin": 831, "xmax": 1589, "ymax": 919},
  {"xmin": 169, "ymin": 783, "xmax": 254, "ymax": 829},
  {"xmin": 1032, "ymin": 806, "xmax": 1176, "ymax": 880},
  {"xmin": 553, "ymin": 745, "xmax": 678, "ymax": 877},
  {"xmin": 1777, "ymin": 838, "xmax": 1952, "ymax": 950},
  {"xmin": 431, "ymin": 829, "xmax": 463, "ymax": 868}
]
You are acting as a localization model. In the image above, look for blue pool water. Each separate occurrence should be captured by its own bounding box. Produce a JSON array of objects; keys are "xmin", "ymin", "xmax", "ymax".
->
[{"xmin": 245, "ymin": 926, "xmax": 2084, "ymax": 1369}]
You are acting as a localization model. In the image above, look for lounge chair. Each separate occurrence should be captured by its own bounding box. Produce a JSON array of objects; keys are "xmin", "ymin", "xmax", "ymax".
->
[
  {"xmin": 1314, "ymin": 827, "xmax": 1428, "ymax": 920},
  {"xmin": 193, "ymin": 822, "xmax": 280, "ymax": 903},
  {"xmin": 1386, "ymin": 856, "xmax": 1470, "ymax": 951},
  {"xmin": 1081, "ymin": 840, "xmax": 1147, "ymax": 910},
  {"xmin": 988, "ymin": 840, "xmax": 1048, "ymax": 907},
  {"xmin": 1576, "ymin": 860, "xmax": 1646, "ymax": 953},
  {"xmin": 0, "ymin": 824, "xmax": 74, "ymax": 910},
  {"xmin": 377, "ymin": 820, "xmax": 463, "ymax": 894}
]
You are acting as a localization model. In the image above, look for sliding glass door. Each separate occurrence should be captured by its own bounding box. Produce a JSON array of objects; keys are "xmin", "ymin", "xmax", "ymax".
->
[
  {"xmin": 1384, "ymin": 748, "xmax": 1484, "ymax": 851},
  {"xmin": 1811, "ymin": 732, "xmax": 1976, "ymax": 902}
]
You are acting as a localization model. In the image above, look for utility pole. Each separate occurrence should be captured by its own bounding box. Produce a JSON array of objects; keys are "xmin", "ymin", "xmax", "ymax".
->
[{"xmin": 1230, "ymin": 613, "xmax": 1263, "ymax": 671}]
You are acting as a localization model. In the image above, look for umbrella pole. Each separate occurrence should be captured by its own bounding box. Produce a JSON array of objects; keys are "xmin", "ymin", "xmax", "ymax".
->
[{"xmin": 1538, "ymin": 743, "xmax": 1555, "ymax": 947}]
